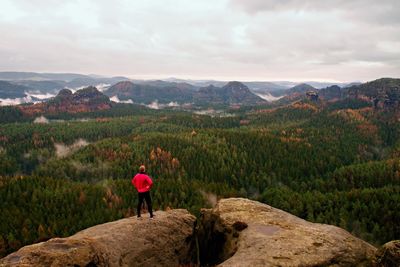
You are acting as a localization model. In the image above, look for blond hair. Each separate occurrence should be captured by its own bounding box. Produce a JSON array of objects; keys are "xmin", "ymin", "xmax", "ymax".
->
[{"xmin": 139, "ymin": 165, "xmax": 146, "ymax": 173}]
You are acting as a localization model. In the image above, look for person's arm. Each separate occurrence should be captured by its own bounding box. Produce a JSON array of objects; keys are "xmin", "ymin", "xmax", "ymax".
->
[
  {"xmin": 131, "ymin": 175, "xmax": 136, "ymax": 187},
  {"xmin": 146, "ymin": 176, "xmax": 153, "ymax": 190}
]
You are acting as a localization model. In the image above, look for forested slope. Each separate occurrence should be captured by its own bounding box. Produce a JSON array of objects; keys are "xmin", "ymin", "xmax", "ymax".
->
[{"xmin": 0, "ymin": 100, "xmax": 399, "ymax": 257}]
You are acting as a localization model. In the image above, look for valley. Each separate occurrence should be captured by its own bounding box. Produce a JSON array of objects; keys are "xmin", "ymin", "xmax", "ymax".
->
[{"xmin": 0, "ymin": 75, "xmax": 399, "ymax": 258}]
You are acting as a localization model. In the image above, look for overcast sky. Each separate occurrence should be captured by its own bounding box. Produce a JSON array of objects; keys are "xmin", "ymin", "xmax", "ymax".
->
[{"xmin": 0, "ymin": 0, "xmax": 399, "ymax": 82}]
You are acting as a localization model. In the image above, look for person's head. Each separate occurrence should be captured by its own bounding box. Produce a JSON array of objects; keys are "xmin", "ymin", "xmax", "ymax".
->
[{"xmin": 139, "ymin": 165, "xmax": 146, "ymax": 173}]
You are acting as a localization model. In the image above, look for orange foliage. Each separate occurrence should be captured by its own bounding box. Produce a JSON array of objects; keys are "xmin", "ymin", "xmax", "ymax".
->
[
  {"xmin": 103, "ymin": 187, "xmax": 123, "ymax": 209},
  {"xmin": 32, "ymin": 133, "xmax": 43, "ymax": 147},
  {"xmin": 254, "ymin": 108, "xmax": 277, "ymax": 114},
  {"xmin": 333, "ymin": 109, "xmax": 365, "ymax": 122},
  {"xmin": 149, "ymin": 147, "xmax": 181, "ymax": 174},
  {"xmin": 78, "ymin": 191, "xmax": 86, "ymax": 205},
  {"xmin": 18, "ymin": 102, "xmax": 111, "ymax": 116},
  {"xmin": 291, "ymin": 102, "xmax": 318, "ymax": 112},
  {"xmin": 280, "ymin": 137, "xmax": 304, "ymax": 143},
  {"xmin": 96, "ymin": 118, "xmax": 111, "ymax": 122},
  {"xmin": 239, "ymin": 119, "xmax": 250, "ymax": 125},
  {"xmin": 356, "ymin": 123, "xmax": 378, "ymax": 140}
]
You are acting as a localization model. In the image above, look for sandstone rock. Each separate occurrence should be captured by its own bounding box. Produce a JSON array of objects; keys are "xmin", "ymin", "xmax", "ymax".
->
[
  {"xmin": 373, "ymin": 240, "xmax": 400, "ymax": 266},
  {"xmin": 0, "ymin": 209, "xmax": 195, "ymax": 267},
  {"xmin": 204, "ymin": 198, "xmax": 377, "ymax": 267},
  {"xmin": 0, "ymin": 198, "xmax": 380, "ymax": 267}
]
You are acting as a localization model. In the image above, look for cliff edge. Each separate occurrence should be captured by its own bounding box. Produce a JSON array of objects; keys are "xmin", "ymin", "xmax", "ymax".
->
[
  {"xmin": 0, "ymin": 209, "xmax": 195, "ymax": 267},
  {"xmin": 1, "ymin": 198, "xmax": 384, "ymax": 266},
  {"xmin": 198, "ymin": 198, "xmax": 377, "ymax": 266}
]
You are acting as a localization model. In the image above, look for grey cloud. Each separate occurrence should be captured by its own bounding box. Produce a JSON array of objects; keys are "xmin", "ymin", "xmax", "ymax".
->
[
  {"xmin": 0, "ymin": 0, "xmax": 399, "ymax": 81},
  {"xmin": 229, "ymin": 0, "xmax": 400, "ymax": 25}
]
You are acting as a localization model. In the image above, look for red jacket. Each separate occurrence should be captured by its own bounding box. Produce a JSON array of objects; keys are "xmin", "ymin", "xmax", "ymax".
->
[{"xmin": 132, "ymin": 173, "xmax": 153, "ymax": 193}]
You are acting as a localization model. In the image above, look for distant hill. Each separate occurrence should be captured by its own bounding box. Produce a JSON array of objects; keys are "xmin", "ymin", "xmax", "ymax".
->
[
  {"xmin": 319, "ymin": 85, "xmax": 342, "ymax": 100},
  {"xmin": 243, "ymin": 81, "xmax": 288, "ymax": 92},
  {"xmin": 66, "ymin": 76, "xmax": 129, "ymax": 89},
  {"xmin": 105, "ymin": 81, "xmax": 194, "ymax": 104},
  {"xmin": 344, "ymin": 78, "xmax": 400, "ymax": 109},
  {"xmin": 344, "ymin": 78, "xmax": 400, "ymax": 98},
  {"xmin": 287, "ymin": 83, "xmax": 316, "ymax": 95},
  {"xmin": 65, "ymin": 77, "xmax": 103, "ymax": 88},
  {"xmin": 12, "ymin": 80, "xmax": 66, "ymax": 93},
  {"xmin": 281, "ymin": 78, "xmax": 400, "ymax": 110},
  {"xmin": 0, "ymin": 80, "xmax": 30, "ymax": 98},
  {"xmin": 134, "ymin": 80, "xmax": 197, "ymax": 90},
  {"xmin": 106, "ymin": 80, "xmax": 265, "ymax": 106},
  {"xmin": 194, "ymin": 81, "xmax": 266, "ymax": 105},
  {"xmin": 164, "ymin": 78, "xmax": 356, "ymax": 91},
  {"xmin": 0, "ymin": 72, "xmax": 130, "ymax": 93},
  {"xmin": 279, "ymin": 83, "xmax": 317, "ymax": 102},
  {"xmin": 0, "ymin": 72, "xmax": 90, "ymax": 82},
  {"xmin": 18, "ymin": 86, "xmax": 112, "ymax": 115}
]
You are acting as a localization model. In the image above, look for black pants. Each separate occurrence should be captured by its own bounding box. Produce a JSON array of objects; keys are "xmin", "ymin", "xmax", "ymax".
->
[{"xmin": 137, "ymin": 191, "xmax": 153, "ymax": 217}]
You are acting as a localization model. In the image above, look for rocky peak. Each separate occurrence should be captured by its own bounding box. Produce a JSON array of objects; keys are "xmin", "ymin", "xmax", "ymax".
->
[
  {"xmin": 288, "ymin": 83, "xmax": 316, "ymax": 94},
  {"xmin": 56, "ymin": 88, "xmax": 73, "ymax": 97},
  {"xmin": 199, "ymin": 84, "xmax": 219, "ymax": 92},
  {"xmin": 73, "ymin": 86, "xmax": 102, "ymax": 98},
  {"xmin": 196, "ymin": 81, "xmax": 265, "ymax": 105},
  {"xmin": 17, "ymin": 86, "xmax": 111, "ymax": 116},
  {"xmin": 109, "ymin": 81, "xmax": 135, "ymax": 92},
  {"xmin": 50, "ymin": 86, "xmax": 110, "ymax": 105},
  {"xmin": 222, "ymin": 81, "xmax": 250, "ymax": 92}
]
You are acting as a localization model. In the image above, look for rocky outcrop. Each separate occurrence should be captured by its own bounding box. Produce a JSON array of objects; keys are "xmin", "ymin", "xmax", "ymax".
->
[
  {"xmin": 0, "ymin": 209, "xmax": 196, "ymax": 267},
  {"xmin": 0, "ymin": 198, "xmax": 381, "ymax": 267},
  {"xmin": 18, "ymin": 86, "xmax": 112, "ymax": 116},
  {"xmin": 373, "ymin": 240, "xmax": 400, "ymax": 267},
  {"xmin": 198, "ymin": 198, "xmax": 377, "ymax": 266}
]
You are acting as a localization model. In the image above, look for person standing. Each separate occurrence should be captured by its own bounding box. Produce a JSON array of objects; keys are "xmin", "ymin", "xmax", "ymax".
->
[{"xmin": 131, "ymin": 165, "xmax": 154, "ymax": 219}]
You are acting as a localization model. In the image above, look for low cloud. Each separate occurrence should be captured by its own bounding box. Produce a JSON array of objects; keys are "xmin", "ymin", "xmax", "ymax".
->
[
  {"xmin": 76, "ymin": 118, "xmax": 90, "ymax": 122},
  {"xmin": 0, "ymin": 92, "xmax": 50, "ymax": 106},
  {"xmin": 254, "ymin": 93, "xmax": 284, "ymax": 102},
  {"xmin": 146, "ymin": 100, "xmax": 181, "ymax": 109},
  {"xmin": 110, "ymin": 95, "xmax": 133, "ymax": 104},
  {"xmin": 26, "ymin": 91, "xmax": 56, "ymax": 100},
  {"xmin": 147, "ymin": 100, "xmax": 160, "ymax": 109},
  {"xmin": 199, "ymin": 190, "xmax": 218, "ymax": 207},
  {"xmin": 0, "ymin": 95, "xmax": 32, "ymax": 106},
  {"xmin": 167, "ymin": 101, "xmax": 179, "ymax": 107},
  {"xmin": 33, "ymin": 116, "xmax": 49, "ymax": 124},
  {"xmin": 54, "ymin": 138, "xmax": 89, "ymax": 158},
  {"xmin": 95, "ymin": 83, "xmax": 111, "ymax": 92},
  {"xmin": 67, "ymin": 84, "xmax": 110, "ymax": 92}
]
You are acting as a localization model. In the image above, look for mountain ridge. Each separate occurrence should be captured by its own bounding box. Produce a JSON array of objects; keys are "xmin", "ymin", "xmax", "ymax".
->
[
  {"xmin": 194, "ymin": 81, "xmax": 266, "ymax": 105},
  {"xmin": 0, "ymin": 80, "xmax": 30, "ymax": 99}
]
